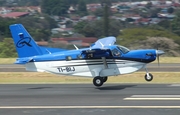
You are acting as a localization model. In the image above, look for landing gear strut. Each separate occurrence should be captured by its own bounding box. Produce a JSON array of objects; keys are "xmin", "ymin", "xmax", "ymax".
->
[
  {"xmin": 93, "ymin": 76, "xmax": 108, "ymax": 87},
  {"xmin": 144, "ymin": 68, "xmax": 153, "ymax": 81}
]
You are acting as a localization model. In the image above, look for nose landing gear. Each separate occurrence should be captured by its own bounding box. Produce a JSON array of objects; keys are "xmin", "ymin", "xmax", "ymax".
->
[{"xmin": 144, "ymin": 68, "xmax": 153, "ymax": 82}]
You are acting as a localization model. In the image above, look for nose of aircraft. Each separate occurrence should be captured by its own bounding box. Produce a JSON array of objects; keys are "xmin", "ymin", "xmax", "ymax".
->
[{"xmin": 156, "ymin": 50, "xmax": 165, "ymax": 56}]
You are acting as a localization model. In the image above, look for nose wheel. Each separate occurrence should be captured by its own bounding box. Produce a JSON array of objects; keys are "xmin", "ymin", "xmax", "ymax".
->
[
  {"xmin": 144, "ymin": 73, "xmax": 153, "ymax": 81},
  {"xmin": 144, "ymin": 67, "xmax": 153, "ymax": 82}
]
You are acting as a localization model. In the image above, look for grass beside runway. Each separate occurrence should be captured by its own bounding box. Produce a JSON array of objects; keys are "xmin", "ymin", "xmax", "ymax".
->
[
  {"xmin": 0, "ymin": 57, "xmax": 180, "ymax": 64},
  {"xmin": 0, "ymin": 72, "xmax": 180, "ymax": 84}
]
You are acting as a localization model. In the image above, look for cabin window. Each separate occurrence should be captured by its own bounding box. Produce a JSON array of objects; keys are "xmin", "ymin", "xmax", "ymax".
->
[
  {"xmin": 117, "ymin": 45, "xmax": 130, "ymax": 54},
  {"xmin": 112, "ymin": 48, "xmax": 121, "ymax": 57},
  {"xmin": 66, "ymin": 56, "xmax": 72, "ymax": 61}
]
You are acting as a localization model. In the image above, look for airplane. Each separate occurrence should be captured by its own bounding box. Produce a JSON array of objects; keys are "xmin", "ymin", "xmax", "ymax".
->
[{"xmin": 9, "ymin": 24, "xmax": 164, "ymax": 87}]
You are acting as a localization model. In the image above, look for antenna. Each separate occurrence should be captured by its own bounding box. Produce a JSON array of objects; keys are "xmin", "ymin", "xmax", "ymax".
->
[
  {"xmin": 99, "ymin": 41, "xmax": 104, "ymax": 48},
  {"xmin": 73, "ymin": 44, "xmax": 79, "ymax": 50},
  {"xmin": 45, "ymin": 49, "xmax": 51, "ymax": 54}
]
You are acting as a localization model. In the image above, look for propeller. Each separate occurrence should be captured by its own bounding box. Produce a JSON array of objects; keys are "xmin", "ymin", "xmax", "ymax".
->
[{"xmin": 156, "ymin": 50, "xmax": 165, "ymax": 66}]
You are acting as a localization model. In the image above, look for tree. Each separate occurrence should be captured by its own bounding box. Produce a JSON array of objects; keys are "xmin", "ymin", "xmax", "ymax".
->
[
  {"xmin": 117, "ymin": 28, "xmax": 180, "ymax": 48},
  {"xmin": 77, "ymin": 0, "xmax": 88, "ymax": 16},
  {"xmin": 93, "ymin": 8, "xmax": 104, "ymax": 17},
  {"xmin": 0, "ymin": 17, "xmax": 16, "ymax": 41},
  {"xmin": 74, "ymin": 20, "xmax": 88, "ymax": 34},
  {"xmin": 0, "ymin": 0, "xmax": 6, "ymax": 6},
  {"xmin": 15, "ymin": 14, "xmax": 57, "ymax": 41},
  {"xmin": 171, "ymin": 11, "xmax": 180, "ymax": 37},
  {"xmin": 109, "ymin": 20, "xmax": 123, "ymax": 37},
  {"xmin": 158, "ymin": 20, "xmax": 171, "ymax": 31},
  {"xmin": 145, "ymin": 2, "xmax": 152, "ymax": 9},
  {"xmin": 101, "ymin": 0, "xmax": 111, "ymax": 37},
  {"xmin": 41, "ymin": 0, "xmax": 70, "ymax": 16},
  {"xmin": 74, "ymin": 19, "xmax": 123, "ymax": 38},
  {"xmin": 167, "ymin": 7, "xmax": 174, "ymax": 14},
  {"xmin": 0, "ymin": 38, "xmax": 17, "ymax": 57},
  {"xmin": 103, "ymin": 4, "xmax": 109, "ymax": 36}
]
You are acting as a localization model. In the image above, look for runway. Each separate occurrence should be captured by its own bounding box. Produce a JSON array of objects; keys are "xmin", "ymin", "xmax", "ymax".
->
[
  {"xmin": 0, "ymin": 63, "xmax": 180, "ymax": 72},
  {"xmin": 0, "ymin": 63, "xmax": 180, "ymax": 114},
  {"xmin": 1, "ymin": 84, "xmax": 180, "ymax": 115}
]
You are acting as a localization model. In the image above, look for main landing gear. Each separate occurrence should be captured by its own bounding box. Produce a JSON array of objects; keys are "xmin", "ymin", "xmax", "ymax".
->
[
  {"xmin": 144, "ymin": 68, "xmax": 153, "ymax": 82},
  {"xmin": 93, "ymin": 76, "xmax": 108, "ymax": 87}
]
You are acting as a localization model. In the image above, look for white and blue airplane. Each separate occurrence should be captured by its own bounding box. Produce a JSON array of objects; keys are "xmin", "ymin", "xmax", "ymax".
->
[{"xmin": 9, "ymin": 24, "xmax": 164, "ymax": 87}]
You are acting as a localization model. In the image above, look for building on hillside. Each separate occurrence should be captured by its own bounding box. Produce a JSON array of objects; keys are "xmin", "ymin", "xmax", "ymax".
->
[
  {"xmin": 0, "ymin": 12, "xmax": 29, "ymax": 18},
  {"xmin": 87, "ymin": 3, "xmax": 102, "ymax": 12},
  {"xmin": 36, "ymin": 41, "xmax": 48, "ymax": 46},
  {"xmin": 51, "ymin": 37, "xmax": 97, "ymax": 47},
  {"xmin": 0, "ymin": 7, "xmax": 12, "ymax": 14}
]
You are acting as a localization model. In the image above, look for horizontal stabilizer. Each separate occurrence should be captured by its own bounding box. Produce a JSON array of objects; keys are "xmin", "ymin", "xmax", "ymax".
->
[{"xmin": 15, "ymin": 57, "xmax": 33, "ymax": 64}]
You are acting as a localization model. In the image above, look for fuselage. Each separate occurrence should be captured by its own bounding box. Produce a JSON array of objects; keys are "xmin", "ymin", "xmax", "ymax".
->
[
  {"xmin": 25, "ymin": 59, "xmax": 146, "ymax": 77},
  {"xmin": 23, "ymin": 45, "xmax": 157, "ymax": 78}
]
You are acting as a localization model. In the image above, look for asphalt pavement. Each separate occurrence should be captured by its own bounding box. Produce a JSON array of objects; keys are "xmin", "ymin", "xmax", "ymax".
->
[
  {"xmin": 0, "ymin": 63, "xmax": 180, "ymax": 72},
  {"xmin": 1, "ymin": 84, "xmax": 180, "ymax": 115}
]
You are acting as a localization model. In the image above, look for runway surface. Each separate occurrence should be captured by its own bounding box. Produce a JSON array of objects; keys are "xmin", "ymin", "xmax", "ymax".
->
[
  {"xmin": 1, "ymin": 84, "xmax": 180, "ymax": 115},
  {"xmin": 0, "ymin": 63, "xmax": 180, "ymax": 72}
]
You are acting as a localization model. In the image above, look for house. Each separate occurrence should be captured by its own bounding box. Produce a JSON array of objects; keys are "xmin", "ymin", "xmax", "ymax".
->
[
  {"xmin": 51, "ymin": 37, "xmax": 97, "ymax": 47},
  {"xmin": 81, "ymin": 15, "xmax": 97, "ymax": 21},
  {"xmin": 36, "ymin": 41, "xmax": 48, "ymax": 46},
  {"xmin": 51, "ymin": 28, "xmax": 74, "ymax": 36},
  {"xmin": 0, "ymin": 7, "xmax": 12, "ymax": 14},
  {"xmin": 87, "ymin": 3, "xmax": 102, "ymax": 12},
  {"xmin": 0, "ymin": 12, "xmax": 29, "ymax": 18},
  {"xmin": 158, "ymin": 13, "xmax": 175, "ymax": 19},
  {"xmin": 27, "ymin": 6, "xmax": 41, "ymax": 13}
]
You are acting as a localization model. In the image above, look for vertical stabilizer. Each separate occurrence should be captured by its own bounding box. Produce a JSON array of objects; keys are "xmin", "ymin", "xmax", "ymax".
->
[{"xmin": 9, "ymin": 24, "xmax": 43, "ymax": 58}]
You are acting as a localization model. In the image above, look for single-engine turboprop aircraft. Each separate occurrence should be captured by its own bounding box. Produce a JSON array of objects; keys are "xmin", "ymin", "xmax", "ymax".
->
[{"xmin": 9, "ymin": 24, "xmax": 164, "ymax": 87}]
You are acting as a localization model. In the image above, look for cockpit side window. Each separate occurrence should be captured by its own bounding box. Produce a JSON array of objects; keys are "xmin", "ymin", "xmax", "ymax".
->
[
  {"xmin": 117, "ymin": 46, "xmax": 130, "ymax": 54},
  {"xmin": 112, "ymin": 48, "xmax": 121, "ymax": 57}
]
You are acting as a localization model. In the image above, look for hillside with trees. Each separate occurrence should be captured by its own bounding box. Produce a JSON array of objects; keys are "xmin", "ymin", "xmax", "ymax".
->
[{"xmin": 0, "ymin": 0, "xmax": 180, "ymax": 57}]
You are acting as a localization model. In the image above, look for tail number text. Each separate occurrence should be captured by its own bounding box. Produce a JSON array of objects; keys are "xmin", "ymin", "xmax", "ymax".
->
[{"xmin": 57, "ymin": 67, "xmax": 75, "ymax": 72}]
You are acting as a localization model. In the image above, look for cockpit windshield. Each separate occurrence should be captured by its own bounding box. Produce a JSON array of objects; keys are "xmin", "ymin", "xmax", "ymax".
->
[{"xmin": 117, "ymin": 45, "xmax": 130, "ymax": 54}]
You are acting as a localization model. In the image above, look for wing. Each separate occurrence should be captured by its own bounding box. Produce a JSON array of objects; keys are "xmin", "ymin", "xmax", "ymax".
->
[{"xmin": 91, "ymin": 36, "xmax": 116, "ymax": 49}]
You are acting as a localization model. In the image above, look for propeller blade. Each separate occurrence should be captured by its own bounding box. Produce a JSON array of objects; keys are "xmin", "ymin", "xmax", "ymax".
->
[
  {"xmin": 157, "ymin": 54, "xmax": 160, "ymax": 66},
  {"xmin": 156, "ymin": 50, "xmax": 165, "ymax": 67}
]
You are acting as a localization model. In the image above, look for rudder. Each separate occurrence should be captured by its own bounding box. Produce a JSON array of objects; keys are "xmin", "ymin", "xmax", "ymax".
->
[{"xmin": 9, "ymin": 24, "xmax": 43, "ymax": 58}]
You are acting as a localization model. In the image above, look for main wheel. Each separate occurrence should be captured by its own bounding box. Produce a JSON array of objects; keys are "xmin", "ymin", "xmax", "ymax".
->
[
  {"xmin": 93, "ymin": 77, "xmax": 104, "ymax": 87},
  {"xmin": 144, "ymin": 73, "xmax": 153, "ymax": 82},
  {"xmin": 102, "ymin": 77, "xmax": 108, "ymax": 82}
]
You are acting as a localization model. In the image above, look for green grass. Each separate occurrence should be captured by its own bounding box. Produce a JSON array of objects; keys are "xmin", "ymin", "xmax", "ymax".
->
[
  {"xmin": 0, "ymin": 57, "xmax": 179, "ymax": 64},
  {"xmin": 0, "ymin": 58, "xmax": 16, "ymax": 64},
  {"xmin": 0, "ymin": 72, "xmax": 180, "ymax": 84},
  {"xmin": 152, "ymin": 57, "xmax": 180, "ymax": 63}
]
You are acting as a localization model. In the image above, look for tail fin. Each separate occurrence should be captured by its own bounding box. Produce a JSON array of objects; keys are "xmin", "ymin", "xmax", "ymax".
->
[{"xmin": 9, "ymin": 24, "xmax": 43, "ymax": 58}]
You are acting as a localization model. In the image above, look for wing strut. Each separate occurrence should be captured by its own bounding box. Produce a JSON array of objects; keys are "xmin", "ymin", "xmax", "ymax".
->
[{"xmin": 102, "ymin": 57, "xmax": 108, "ymax": 69}]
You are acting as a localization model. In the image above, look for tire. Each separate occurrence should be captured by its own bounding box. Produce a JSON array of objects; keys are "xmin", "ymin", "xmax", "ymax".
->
[
  {"xmin": 102, "ymin": 77, "xmax": 108, "ymax": 82},
  {"xmin": 145, "ymin": 73, "xmax": 153, "ymax": 82},
  {"xmin": 93, "ymin": 77, "xmax": 104, "ymax": 87}
]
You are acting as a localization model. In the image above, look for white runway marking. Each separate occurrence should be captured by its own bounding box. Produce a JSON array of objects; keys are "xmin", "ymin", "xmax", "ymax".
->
[
  {"xmin": 131, "ymin": 95, "xmax": 180, "ymax": 98},
  {"xmin": 1, "ymin": 106, "xmax": 180, "ymax": 109},
  {"xmin": 124, "ymin": 95, "xmax": 180, "ymax": 100},
  {"xmin": 169, "ymin": 84, "xmax": 180, "ymax": 87}
]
